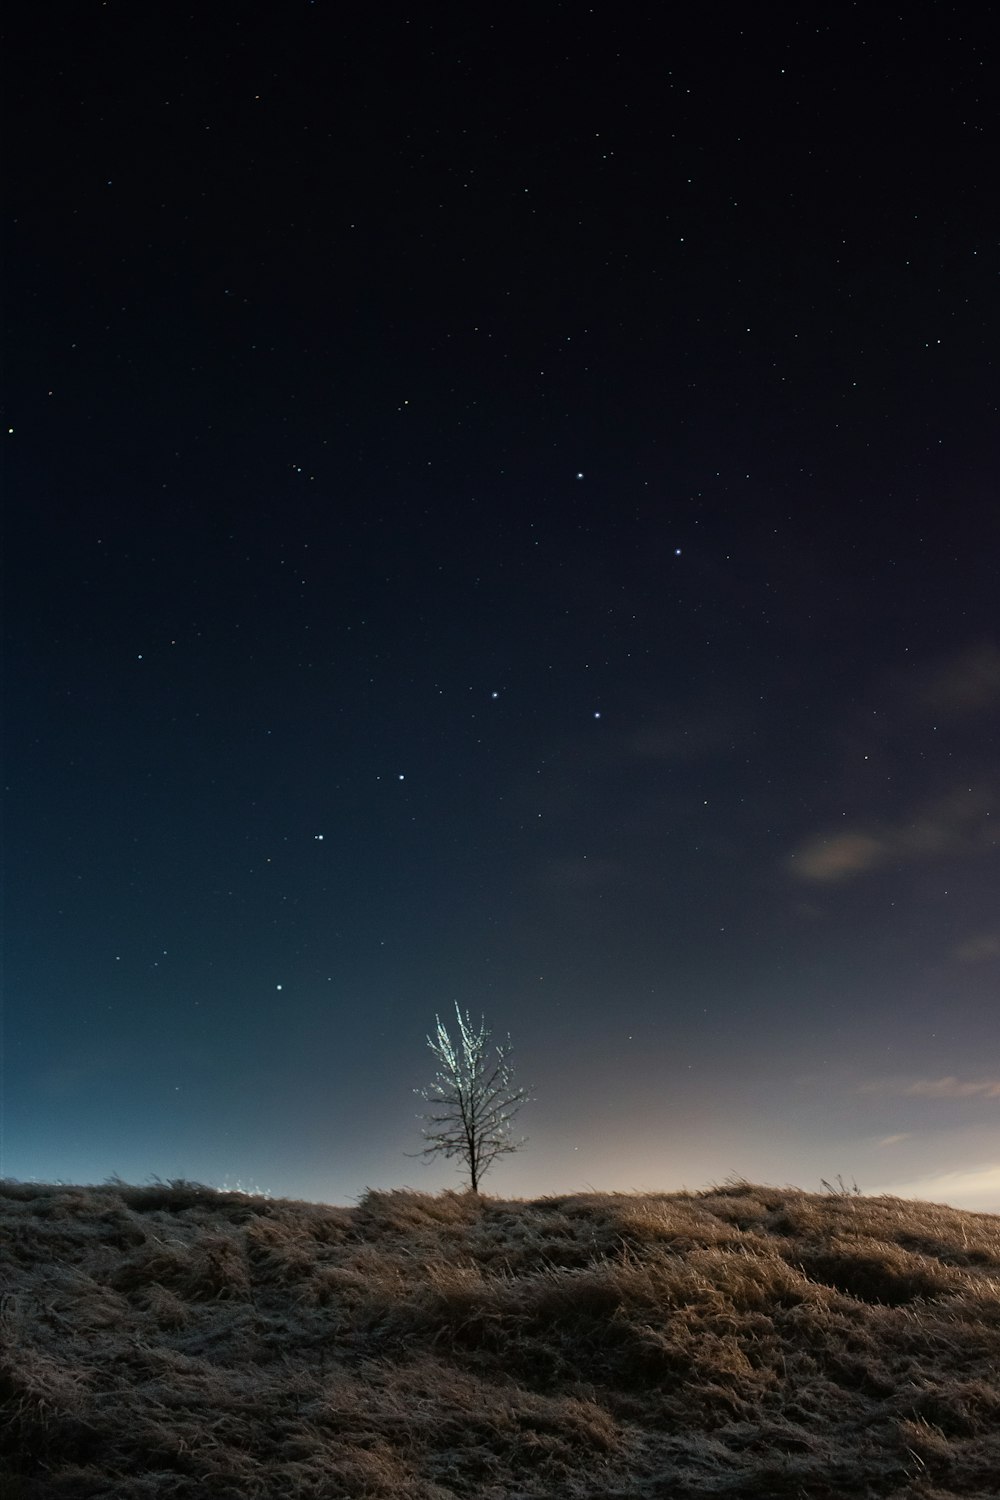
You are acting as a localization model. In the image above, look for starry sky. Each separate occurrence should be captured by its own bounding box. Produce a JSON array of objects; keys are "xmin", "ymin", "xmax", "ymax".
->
[{"xmin": 4, "ymin": 5, "xmax": 998, "ymax": 1212}]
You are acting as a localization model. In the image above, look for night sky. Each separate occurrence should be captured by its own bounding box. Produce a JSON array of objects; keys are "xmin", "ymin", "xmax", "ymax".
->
[{"xmin": 4, "ymin": 5, "xmax": 998, "ymax": 1212}]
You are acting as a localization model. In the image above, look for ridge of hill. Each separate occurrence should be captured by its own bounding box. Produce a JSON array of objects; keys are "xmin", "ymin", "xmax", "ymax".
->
[{"xmin": 2, "ymin": 1179, "xmax": 999, "ymax": 1498}]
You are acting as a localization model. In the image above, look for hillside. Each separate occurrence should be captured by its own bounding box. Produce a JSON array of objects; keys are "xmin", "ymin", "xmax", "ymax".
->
[{"xmin": 2, "ymin": 1179, "xmax": 998, "ymax": 1498}]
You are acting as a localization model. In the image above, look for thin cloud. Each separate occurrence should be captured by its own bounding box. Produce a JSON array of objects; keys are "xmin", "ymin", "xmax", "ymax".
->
[
  {"xmin": 791, "ymin": 832, "xmax": 886, "ymax": 882},
  {"xmin": 954, "ymin": 932, "xmax": 1000, "ymax": 964},
  {"xmin": 875, "ymin": 1162, "xmax": 1000, "ymax": 1214},
  {"xmin": 789, "ymin": 782, "xmax": 997, "ymax": 883},
  {"xmin": 903, "ymin": 1077, "xmax": 1000, "ymax": 1100},
  {"xmin": 877, "ymin": 1133, "xmax": 912, "ymax": 1147},
  {"xmin": 917, "ymin": 642, "xmax": 1000, "ymax": 717},
  {"xmin": 862, "ymin": 1076, "xmax": 1000, "ymax": 1100},
  {"xmin": 629, "ymin": 713, "xmax": 738, "ymax": 763}
]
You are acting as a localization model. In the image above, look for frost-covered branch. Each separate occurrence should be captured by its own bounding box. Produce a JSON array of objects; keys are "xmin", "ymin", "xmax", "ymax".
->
[{"xmin": 414, "ymin": 1005, "xmax": 531, "ymax": 1192}]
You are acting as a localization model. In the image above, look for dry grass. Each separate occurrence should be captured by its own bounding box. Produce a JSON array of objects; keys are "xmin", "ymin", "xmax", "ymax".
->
[{"xmin": 2, "ymin": 1179, "xmax": 998, "ymax": 1497}]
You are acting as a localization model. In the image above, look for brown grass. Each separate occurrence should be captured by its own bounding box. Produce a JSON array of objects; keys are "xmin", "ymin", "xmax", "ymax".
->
[{"xmin": 1, "ymin": 1179, "xmax": 998, "ymax": 1497}]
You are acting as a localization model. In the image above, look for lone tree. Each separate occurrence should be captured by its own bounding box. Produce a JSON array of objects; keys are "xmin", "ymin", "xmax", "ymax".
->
[{"xmin": 415, "ymin": 1005, "xmax": 530, "ymax": 1193}]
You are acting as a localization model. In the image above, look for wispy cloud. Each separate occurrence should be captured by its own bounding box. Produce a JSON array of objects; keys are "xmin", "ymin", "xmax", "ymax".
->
[
  {"xmin": 786, "ymin": 639, "xmax": 1000, "ymax": 886},
  {"xmin": 791, "ymin": 832, "xmax": 885, "ymax": 882},
  {"xmin": 917, "ymin": 642, "xmax": 1000, "ymax": 717},
  {"xmin": 902, "ymin": 1077, "xmax": 1000, "ymax": 1100},
  {"xmin": 877, "ymin": 1133, "xmax": 912, "ymax": 1147},
  {"xmin": 861, "ymin": 1076, "xmax": 1000, "ymax": 1100},
  {"xmin": 954, "ymin": 932, "xmax": 1000, "ymax": 964},
  {"xmin": 789, "ymin": 782, "xmax": 997, "ymax": 883},
  {"xmin": 628, "ymin": 711, "xmax": 738, "ymax": 763},
  {"xmin": 875, "ymin": 1162, "xmax": 1000, "ymax": 1214}
]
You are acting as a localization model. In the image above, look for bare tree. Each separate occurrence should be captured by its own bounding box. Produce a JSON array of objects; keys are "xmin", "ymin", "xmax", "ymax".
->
[{"xmin": 415, "ymin": 1005, "xmax": 530, "ymax": 1193}]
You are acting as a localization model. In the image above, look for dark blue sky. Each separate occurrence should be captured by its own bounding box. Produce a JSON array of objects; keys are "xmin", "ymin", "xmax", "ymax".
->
[{"xmin": 4, "ymin": 3, "xmax": 998, "ymax": 1210}]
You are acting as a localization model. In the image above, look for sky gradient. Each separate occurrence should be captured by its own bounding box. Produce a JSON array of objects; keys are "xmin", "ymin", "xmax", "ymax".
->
[{"xmin": 4, "ymin": 4, "xmax": 998, "ymax": 1211}]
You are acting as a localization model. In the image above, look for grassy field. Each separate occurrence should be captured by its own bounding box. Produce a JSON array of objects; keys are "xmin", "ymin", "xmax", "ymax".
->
[{"xmin": 2, "ymin": 1178, "xmax": 998, "ymax": 1498}]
